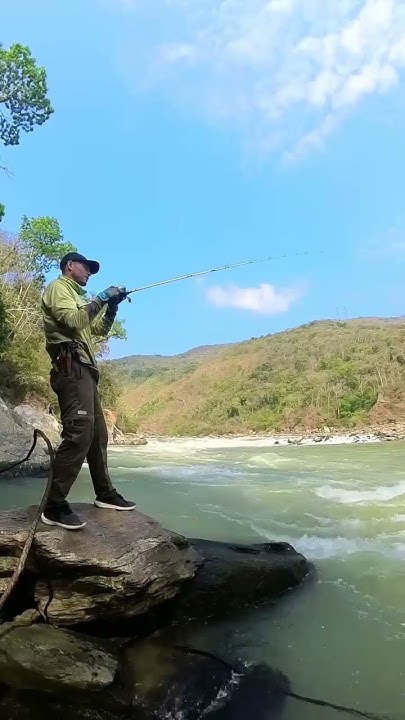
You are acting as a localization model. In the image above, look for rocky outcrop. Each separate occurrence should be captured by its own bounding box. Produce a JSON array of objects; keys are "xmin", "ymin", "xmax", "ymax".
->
[
  {"xmin": 0, "ymin": 505, "xmax": 312, "ymax": 629},
  {"xmin": 103, "ymin": 408, "xmax": 147, "ymax": 446},
  {"xmin": 0, "ymin": 504, "xmax": 202, "ymax": 626},
  {"xmin": 0, "ymin": 512, "xmax": 313, "ymax": 720},
  {"xmin": 13, "ymin": 404, "xmax": 61, "ymax": 447},
  {"xmin": 0, "ymin": 398, "xmax": 48, "ymax": 476}
]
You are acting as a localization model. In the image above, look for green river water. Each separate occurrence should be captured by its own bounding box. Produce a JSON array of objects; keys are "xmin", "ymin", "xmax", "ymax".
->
[{"xmin": 2, "ymin": 438, "xmax": 404, "ymax": 719}]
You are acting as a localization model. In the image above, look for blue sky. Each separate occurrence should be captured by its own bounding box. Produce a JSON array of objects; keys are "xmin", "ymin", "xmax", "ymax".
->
[{"xmin": 1, "ymin": 0, "xmax": 405, "ymax": 358}]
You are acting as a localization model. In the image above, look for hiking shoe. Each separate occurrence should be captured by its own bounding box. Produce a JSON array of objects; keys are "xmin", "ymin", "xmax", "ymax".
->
[
  {"xmin": 94, "ymin": 490, "xmax": 136, "ymax": 511},
  {"xmin": 41, "ymin": 504, "xmax": 86, "ymax": 530}
]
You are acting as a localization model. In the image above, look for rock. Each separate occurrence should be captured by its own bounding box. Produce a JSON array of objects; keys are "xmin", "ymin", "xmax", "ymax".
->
[
  {"xmin": 13, "ymin": 404, "xmax": 61, "ymax": 448},
  {"xmin": 167, "ymin": 539, "xmax": 313, "ymax": 624},
  {"xmin": 125, "ymin": 433, "xmax": 148, "ymax": 446},
  {"xmin": 103, "ymin": 408, "xmax": 147, "ymax": 446},
  {"xmin": 0, "ymin": 622, "xmax": 118, "ymax": 694},
  {"xmin": 0, "ymin": 509, "xmax": 311, "ymax": 629},
  {"xmin": 0, "ymin": 504, "xmax": 201, "ymax": 626},
  {"xmin": 104, "ymin": 409, "xmax": 126, "ymax": 445},
  {"xmin": 0, "ymin": 639, "xmax": 291, "ymax": 720},
  {"xmin": 120, "ymin": 640, "xmax": 290, "ymax": 720},
  {"xmin": 0, "ymin": 397, "xmax": 48, "ymax": 476}
]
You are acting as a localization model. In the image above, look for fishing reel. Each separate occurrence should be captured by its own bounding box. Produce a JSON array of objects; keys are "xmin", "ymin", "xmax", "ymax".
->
[{"xmin": 117, "ymin": 285, "xmax": 131, "ymax": 303}]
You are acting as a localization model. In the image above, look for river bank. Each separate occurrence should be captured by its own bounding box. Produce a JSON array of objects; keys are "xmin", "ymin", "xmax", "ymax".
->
[
  {"xmin": 127, "ymin": 424, "xmax": 404, "ymax": 450},
  {"xmin": 2, "ymin": 391, "xmax": 404, "ymax": 477}
]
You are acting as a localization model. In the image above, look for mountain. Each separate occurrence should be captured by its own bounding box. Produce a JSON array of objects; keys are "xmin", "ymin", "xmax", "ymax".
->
[
  {"xmin": 109, "ymin": 317, "xmax": 405, "ymax": 436},
  {"xmin": 109, "ymin": 344, "xmax": 232, "ymax": 385}
]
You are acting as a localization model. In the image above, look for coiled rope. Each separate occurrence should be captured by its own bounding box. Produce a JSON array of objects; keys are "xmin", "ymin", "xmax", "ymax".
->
[{"xmin": 0, "ymin": 428, "xmax": 54, "ymax": 613}]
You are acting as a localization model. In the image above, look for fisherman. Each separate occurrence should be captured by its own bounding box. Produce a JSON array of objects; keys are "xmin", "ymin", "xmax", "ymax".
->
[{"xmin": 40, "ymin": 251, "xmax": 136, "ymax": 530}]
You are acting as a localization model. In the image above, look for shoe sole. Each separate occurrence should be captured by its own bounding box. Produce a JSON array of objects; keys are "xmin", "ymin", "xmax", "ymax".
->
[
  {"xmin": 94, "ymin": 500, "xmax": 137, "ymax": 511},
  {"xmin": 41, "ymin": 512, "xmax": 87, "ymax": 530}
]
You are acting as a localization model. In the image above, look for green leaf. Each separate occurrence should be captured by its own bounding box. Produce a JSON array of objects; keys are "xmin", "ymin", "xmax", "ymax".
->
[
  {"xmin": 0, "ymin": 43, "xmax": 54, "ymax": 146},
  {"xmin": 19, "ymin": 215, "xmax": 76, "ymax": 281}
]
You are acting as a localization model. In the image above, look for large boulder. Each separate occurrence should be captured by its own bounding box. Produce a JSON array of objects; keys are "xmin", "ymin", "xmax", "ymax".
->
[
  {"xmin": 0, "ymin": 397, "xmax": 48, "ymax": 476},
  {"xmin": 0, "ymin": 504, "xmax": 202, "ymax": 626},
  {"xmin": 13, "ymin": 404, "xmax": 61, "ymax": 448},
  {"xmin": 168, "ymin": 539, "xmax": 313, "ymax": 624},
  {"xmin": 0, "ymin": 506, "xmax": 312, "ymax": 629}
]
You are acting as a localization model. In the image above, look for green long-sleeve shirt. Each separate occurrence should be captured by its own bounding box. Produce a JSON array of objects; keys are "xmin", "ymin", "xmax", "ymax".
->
[{"xmin": 41, "ymin": 275, "xmax": 116, "ymax": 367}]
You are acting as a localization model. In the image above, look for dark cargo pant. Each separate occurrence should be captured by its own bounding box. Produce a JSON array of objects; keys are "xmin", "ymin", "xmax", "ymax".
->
[{"xmin": 46, "ymin": 358, "xmax": 113, "ymax": 509}]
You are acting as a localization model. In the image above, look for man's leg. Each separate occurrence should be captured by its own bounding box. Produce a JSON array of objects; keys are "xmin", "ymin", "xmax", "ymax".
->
[
  {"xmin": 42, "ymin": 360, "xmax": 95, "ymax": 530},
  {"xmin": 89, "ymin": 389, "xmax": 136, "ymax": 511}
]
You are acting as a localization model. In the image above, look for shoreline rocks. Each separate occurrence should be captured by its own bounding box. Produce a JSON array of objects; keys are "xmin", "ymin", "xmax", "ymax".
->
[
  {"xmin": 103, "ymin": 408, "xmax": 147, "ymax": 446},
  {"xmin": 0, "ymin": 397, "xmax": 147, "ymax": 468},
  {"xmin": 0, "ymin": 398, "xmax": 48, "ymax": 477},
  {"xmin": 134, "ymin": 427, "xmax": 405, "ymax": 449},
  {"xmin": 13, "ymin": 404, "xmax": 62, "ymax": 448}
]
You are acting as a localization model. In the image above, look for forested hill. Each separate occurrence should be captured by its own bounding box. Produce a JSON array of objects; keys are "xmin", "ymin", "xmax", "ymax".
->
[{"xmin": 108, "ymin": 317, "xmax": 405, "ymax": 436}]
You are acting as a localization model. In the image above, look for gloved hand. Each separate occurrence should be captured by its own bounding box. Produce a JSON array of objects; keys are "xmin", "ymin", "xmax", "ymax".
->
[
  {"xmin": 109, "ymin": 285, "xmax": 129, "ymax": 307},
  {"xmin": 97, "ymin": 286, "xmax": 128, "ymax": 304}
]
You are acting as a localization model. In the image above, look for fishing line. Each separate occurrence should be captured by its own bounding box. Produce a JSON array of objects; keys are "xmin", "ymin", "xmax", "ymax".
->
[{"xmin": 122, "ymin": 249, "xmax": 325, "ymax": 297}]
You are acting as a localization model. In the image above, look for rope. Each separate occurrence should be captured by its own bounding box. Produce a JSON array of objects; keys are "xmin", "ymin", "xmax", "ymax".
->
[
  {"xmin": 288, "ymin": 692, "xmax": 394, "ymax": 720},
  {"xmin": 177, "ymin": 646, "xmax": 396, "ymax": 720},
  {"xmin": 0, "ymin": 429, "xmax": 54, "ymax": 614}
]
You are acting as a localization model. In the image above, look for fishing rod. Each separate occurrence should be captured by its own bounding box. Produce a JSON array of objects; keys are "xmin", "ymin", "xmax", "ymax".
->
[{"xmin": 119, "ymin": 249, "xmax": 324, "ymax": 300}]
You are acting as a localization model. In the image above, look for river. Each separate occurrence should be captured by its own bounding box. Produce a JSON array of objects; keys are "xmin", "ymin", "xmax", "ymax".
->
[{"xmin": 2, "ymin": 438, "xmax": 404, "ymax": 719}]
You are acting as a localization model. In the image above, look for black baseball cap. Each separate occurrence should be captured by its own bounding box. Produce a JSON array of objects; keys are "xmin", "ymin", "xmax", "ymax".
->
[{"xmin": 60, "ymin": 252, "xmax": 100, "ymax": 275}]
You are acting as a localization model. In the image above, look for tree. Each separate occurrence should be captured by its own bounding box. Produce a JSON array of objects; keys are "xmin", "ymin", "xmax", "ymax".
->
[
  {"xmin": 0, "ymin": 203, "xmax": 4, "ymax": 223},
  {"xmin": 95, "ymin": 318, "xmax": 127, "ymax": 360},
  {"xmin": 19, "ymin": 215, "xmax": 76, "ymax": 282},
  {"xmin": 0, "ymin": 43, "xmax": 53, "ymax": 146}
]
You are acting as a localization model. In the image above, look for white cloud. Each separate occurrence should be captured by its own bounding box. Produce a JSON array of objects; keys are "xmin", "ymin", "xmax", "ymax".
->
[
  {"xmin": 206, "ymin": 282, "xmax": 303, "ymax": 315},
  {"xmin": 118, "ymin": 0, "xmax": 405, "ymax": 158}
]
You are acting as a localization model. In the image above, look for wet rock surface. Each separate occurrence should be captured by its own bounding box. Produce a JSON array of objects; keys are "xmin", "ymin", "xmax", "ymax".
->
[
  {"xmin": 172, "ymin": 538, "xmax": 313, "ymax": 622},
  {"xmin": 0, "ymin": 613, "xmax": 118, "ymax": 694},
  {"xmin": 0, "ymin": 636, "xmax": 291, "ymax": 720}
]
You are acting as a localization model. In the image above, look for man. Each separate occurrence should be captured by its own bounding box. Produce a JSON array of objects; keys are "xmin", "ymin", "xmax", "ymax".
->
[{"xmin": 41, "ymin": 251, "xmax": 136, "ymax": 530}]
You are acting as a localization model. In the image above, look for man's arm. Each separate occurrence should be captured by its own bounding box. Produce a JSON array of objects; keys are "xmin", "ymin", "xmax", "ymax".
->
[
  {"xmin": 91, "ymin": 287, "xmax": 127, "ymax": 338},
  {"xmin": 91, "ymin": 303, "xmax": 117, "ymax": 338},
  {"xmin": 43, "ymin": 282, "xmax": 103, "ymax": 330}
]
